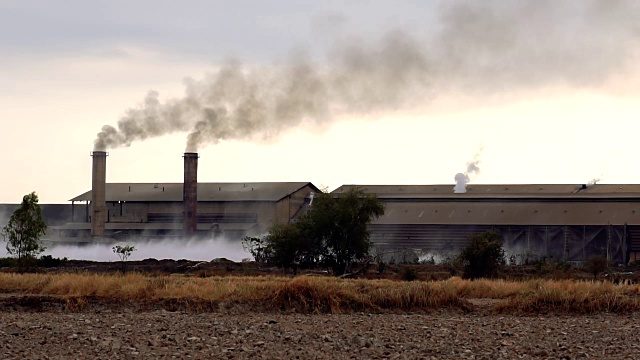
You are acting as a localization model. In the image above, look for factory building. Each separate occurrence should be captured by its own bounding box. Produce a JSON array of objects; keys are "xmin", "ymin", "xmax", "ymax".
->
[
  {"xmin": 53, "ymin": 181, "xmax": 319, "ymax": 241},
  {"xmin": 45, "ymin": 151, "xmax": 318, "ymax": 241},
  {"xmin": 332, "ymin": 184, "xmax": 640, "ymax": 265},
  {"xmin": 6, "ymin": 149, "xmax": 640, "ymax": 265}
]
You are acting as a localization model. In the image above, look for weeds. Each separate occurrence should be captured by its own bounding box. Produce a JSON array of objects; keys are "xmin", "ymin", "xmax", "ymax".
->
[{"xmin": 0, "ymin": 273, "xmax": 639, "ymax": 314}]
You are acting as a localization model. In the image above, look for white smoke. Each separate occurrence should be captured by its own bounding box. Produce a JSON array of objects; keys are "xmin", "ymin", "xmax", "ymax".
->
[
  {"xmin": 453, "ymin": 173, "xmax": 471, "ymax": 193},
  {"xmin": 454, "ymin": 149, "xmax": 482, "ymax": 193},
  {"xmin": 417, "ymin": 251, "xmax": 458, "ymax": 265},
  {"xmin": 5, "ymin": 237, "xmax": 248, "ymax": 262}
]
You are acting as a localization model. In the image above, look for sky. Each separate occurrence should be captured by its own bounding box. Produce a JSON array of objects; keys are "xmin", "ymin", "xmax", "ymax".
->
[{"xmin": 2, "ymin": 0, "xmax": 640, "ymax": 204}]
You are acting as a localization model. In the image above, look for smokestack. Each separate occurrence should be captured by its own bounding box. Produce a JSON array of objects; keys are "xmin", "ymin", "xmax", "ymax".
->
[
  {"xmin": 183, "ymin": 152, "xmax": 199, "ymax": 238},
  {"xmin": 91, "ymin": 151, "xmax": 107, "ymax": 237}
]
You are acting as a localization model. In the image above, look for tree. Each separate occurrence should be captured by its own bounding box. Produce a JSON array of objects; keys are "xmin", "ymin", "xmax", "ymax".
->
[
  {"xmin": 309, "ymin": 188, "xmax": 384, "ymax": 275},
  {"xmin": 112, "ymin": 244, "xmax": 136, "ymax": 273},
  {"xmin": 256, "ymin": 187, "xmax": 384, "ymax": 275},
  {"xmin": 265, "ymin": 223, "xmax": 304, "ymax": 274},
  {"xmin": 1, "ymin": 192, "xmax": 47, "ymax": 272},
  {"xmin": 112, "ymin": 245, "xmax": 136, "ymax": 262},
  {"xmin": 459, "ymin": 231, "xmax": 505, "ymax": 279},
  {"xmin": 242, "ymin": 236, "xmax": 273, "ymax": 263}
]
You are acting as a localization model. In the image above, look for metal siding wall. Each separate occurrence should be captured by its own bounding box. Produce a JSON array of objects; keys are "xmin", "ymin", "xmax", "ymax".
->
[{"xmin": 369, "ymin": 224, "xmax": 629, "ymax": 264}]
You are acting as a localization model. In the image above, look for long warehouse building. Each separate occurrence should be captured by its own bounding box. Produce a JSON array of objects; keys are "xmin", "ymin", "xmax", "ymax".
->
[{"xmin": 332, "ymin": 184, "xmax": 640, "ymax": 265}]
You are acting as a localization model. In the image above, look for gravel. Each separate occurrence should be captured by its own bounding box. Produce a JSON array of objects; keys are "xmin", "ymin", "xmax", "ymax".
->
[{"xmin": 1, "ymin": 310, "xmax": 640, "ymax": 359}]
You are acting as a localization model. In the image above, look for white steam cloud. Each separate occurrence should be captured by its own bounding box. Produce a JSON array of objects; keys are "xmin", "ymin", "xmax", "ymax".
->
[
  {"xmin": 4, "ymin": 238, "xmax": 248, "ymax": 262},
  {"xmin": 94, "ymin": 0, "xmax": 640, "ymax": 152},
  {"xmin": 454, "ymin": 149, "xmax": 482, "ymax": 193}
]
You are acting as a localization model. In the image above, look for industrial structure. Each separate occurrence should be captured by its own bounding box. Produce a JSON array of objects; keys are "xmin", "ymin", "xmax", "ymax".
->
[
  {"xmin": 44, "ymin": 151, "xmax": 319, "ymax": 241},
  {"xmin": 332, "ymin": 184, "xmax": 640, "ymax": 264},
  {"xmin": 3, "ymin": 150, "xmax": 640, "ymax": 265},
  {"xmin": 52, "ymin": 181, "xmax": 319, "ymax": 241},
  {"xmin": 90, "ymin": 151, "xmax": 107, "ymax": 237},
  {"xmin": 183, "ymin": 152, "xmax": 199, "ymax": 237}
]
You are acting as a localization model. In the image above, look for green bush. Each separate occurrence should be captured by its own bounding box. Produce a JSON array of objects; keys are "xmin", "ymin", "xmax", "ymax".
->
[
  {"xmin": 0, "ymin": 257, "xmax": 16, "ymax": 267},
  {"xmin": 37, "ymin": 255, "xmax": 68, "ymax": 268},
  {"xmin": 459, "ymin": 231, "xmax": 505, "ymax": 279}
]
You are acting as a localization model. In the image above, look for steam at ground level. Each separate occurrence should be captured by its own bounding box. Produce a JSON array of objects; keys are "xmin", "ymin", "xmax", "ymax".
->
[{"xmin": 2, "ymin": 238, "xmax": 248, "ymax": 262}]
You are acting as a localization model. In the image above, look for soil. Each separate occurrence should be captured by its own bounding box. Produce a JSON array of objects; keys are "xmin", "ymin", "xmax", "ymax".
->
[
  {"xmin": 2, "ymin": 260, "xmax": 640, "ymax": 358},
  {"xmin": 1, "ymin": 309, "xmax": 639, "ymax": 359}
]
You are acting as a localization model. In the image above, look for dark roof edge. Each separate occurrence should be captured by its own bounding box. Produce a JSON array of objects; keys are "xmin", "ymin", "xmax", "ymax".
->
[
  {"xmin": 275, "ymin": 182, "xmax": 322, "ymax": 201},
  {"xmin": 69, "ymin": 182, "xmax": 322, "ymax": 202}
]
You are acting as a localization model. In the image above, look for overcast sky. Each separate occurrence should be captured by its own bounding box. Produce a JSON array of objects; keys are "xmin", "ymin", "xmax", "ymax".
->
[{"xmin": 2, "ymin": 0, "xmax": 640, "ymax": 203}]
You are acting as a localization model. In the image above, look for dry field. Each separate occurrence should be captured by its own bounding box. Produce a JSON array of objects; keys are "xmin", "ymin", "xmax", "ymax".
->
[
  {"xmin": 1, "ymin": 272, "xmax": 640, "ymax": 313},
  {"xmin": 2, "ymin": 274, "xmax": 640, "ymax": 359},
  {"xmin": 3, "ymin": 311, "xmax": 640, "ymax": 359}
]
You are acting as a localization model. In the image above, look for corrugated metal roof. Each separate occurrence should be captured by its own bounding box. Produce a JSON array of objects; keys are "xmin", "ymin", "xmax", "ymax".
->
[
  {"xmin": 332, "ymin": 184, "xmax": 640, "ymax": 198},
  {"xmin": 70, "ymin": 182, "xmax": 319, "ymax": 202},
  {"xmin": 375, "ymin": 201, "xmax": 640, "ymax": 225},
  {"xmin": 332, "ymin": 184, "xmax": 640, "ymax": 225}
]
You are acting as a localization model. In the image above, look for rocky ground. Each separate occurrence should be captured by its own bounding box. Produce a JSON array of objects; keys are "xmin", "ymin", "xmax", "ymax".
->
[{"xmin": 1, "ymin": 310, "xmax": 640, "ymax": 359}]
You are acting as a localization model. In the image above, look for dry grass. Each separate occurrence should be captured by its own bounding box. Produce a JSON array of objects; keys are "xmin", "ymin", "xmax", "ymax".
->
[
  {"xmin": 446, "ymin": 276, "xmax": 640, "ymax": 313},
  {"xmin": 0, "ymin": 273, "xmax": 639, "ymax": 313},
  {"xmin": 492, "ymin": 279, "xmax": 640, "ymax": 314},
  {"xmin": 0, "ymin": 273, "xmax": 467, "ymax": 312},
  {"xmin": 270, "ymin": 277, "xmax": 467, "ymax": 312}
]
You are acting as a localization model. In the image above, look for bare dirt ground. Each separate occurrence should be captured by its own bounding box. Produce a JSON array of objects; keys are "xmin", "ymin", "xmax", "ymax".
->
[{"xmin": 2, "ymin": 309, "xmax": 640, "ymax": 359}]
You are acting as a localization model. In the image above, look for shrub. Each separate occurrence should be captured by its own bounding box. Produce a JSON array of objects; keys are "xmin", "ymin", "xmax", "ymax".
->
[
  {"xmin": 534, "ymin": 257, "xmax": 550, "ymax": 275},
  {"xmin": 584, "ymin": 257, "xmax": 608, "ymax": 280},
  {"xmin": 459, "ymin": 231, "xmax": 505, "ymax": 279},
  {"xmin": 555, "ymin": 260, "xmax": 572, "ymax": 273},
  {"xmin": 0, "ymin": 257, "xmax": 16, "ymax": 268},
  {"xmin": 400, "ymin": 267, "xmax": 418, "ymax": 281},
  {"xmin": 376, "ymin": 259, "xmax": 387, "ymax": 275},
  {"xmin": 37, "ymin": 255, "xmax": 68, "ymax": 268}
]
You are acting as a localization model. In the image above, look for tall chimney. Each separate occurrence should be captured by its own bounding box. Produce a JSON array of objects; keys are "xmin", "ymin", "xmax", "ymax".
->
[
  {"xmin": 91, "ymin": 151, "xmax": 107, "ymax": 237},
  {"xmin": 183, "ymin": 152, "xmax": 198, "ymax": 238}
]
